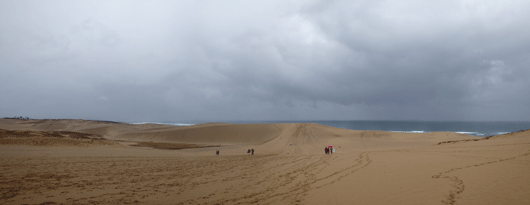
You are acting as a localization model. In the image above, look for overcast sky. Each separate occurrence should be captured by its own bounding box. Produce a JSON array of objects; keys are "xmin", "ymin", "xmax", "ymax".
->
[{"xmin": 1, "ymin": 0, "xmax": 529, "ymax": 122}]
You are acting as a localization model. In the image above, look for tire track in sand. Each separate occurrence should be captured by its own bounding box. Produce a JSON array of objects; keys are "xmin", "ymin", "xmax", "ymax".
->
[
  {"xmin": 206, "ymin": 124, "xmax": 373, "ymax": 205},
  {"xmin": 432, "ymin": 151, "xmax": 530, "ymax": 205}
]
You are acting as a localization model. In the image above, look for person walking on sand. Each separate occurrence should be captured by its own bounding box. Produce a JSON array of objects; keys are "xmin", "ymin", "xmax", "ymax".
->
[
  {"xmin": 251, "ymin": 149, "xmax": 254, "ymax": 155},
  {"xmin": 247, "ymin": 149, "xmax": 251, "ymax": 155}
]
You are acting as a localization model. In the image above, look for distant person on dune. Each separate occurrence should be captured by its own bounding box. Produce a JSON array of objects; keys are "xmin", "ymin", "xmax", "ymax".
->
[
  {"xmin": 247, "ymin": 149, "xmax": 251, "ymax": 155},
  {"xmin": 251, "ymin": 149, "xmax": 254, "ymax": 155}
]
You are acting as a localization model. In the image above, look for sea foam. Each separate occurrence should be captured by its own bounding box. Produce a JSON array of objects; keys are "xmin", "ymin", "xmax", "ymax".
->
[{"xmin": 390, "ymin": 131, "xmax": 424, "ymax": 133}]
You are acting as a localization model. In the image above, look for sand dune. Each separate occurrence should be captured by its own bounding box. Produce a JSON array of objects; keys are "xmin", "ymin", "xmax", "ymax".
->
[
  {"xmin": 0, "ymin": 128, "xmax": 121, "ymax": 147},
  {"xmin": 1, "ymin": 119, "xmax": 529, "ymax": 204}
]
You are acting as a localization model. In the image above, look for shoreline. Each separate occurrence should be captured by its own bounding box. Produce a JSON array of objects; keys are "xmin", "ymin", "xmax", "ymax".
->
[{"xmin": 4, "ymin": 118, "xmax": 526, "ymax": 137}]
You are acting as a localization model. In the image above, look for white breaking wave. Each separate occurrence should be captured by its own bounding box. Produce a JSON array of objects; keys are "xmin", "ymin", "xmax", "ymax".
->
[
  {"xmin": 130, "ymin": 122, "xmax": 165, "ymax": 125},
  {"xmin": 390, "ymin": 131, "xmax": 424, "ymax": 133},
  {"xmin": 455, "ymin": 132, "xmax": 478, "ymax": 134},
  {"xmin": 391, "ymin": 131, "xmax": 488, "ymax": 136},
  {"xmin": 455, "ymin": 132, "xmax": 486, "ymax": 136}
]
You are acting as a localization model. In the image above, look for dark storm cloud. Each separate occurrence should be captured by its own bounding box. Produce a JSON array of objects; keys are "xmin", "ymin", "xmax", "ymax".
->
[{"xmin": 1, "ymin": 0, "xmax": 529, "ymax": 121}]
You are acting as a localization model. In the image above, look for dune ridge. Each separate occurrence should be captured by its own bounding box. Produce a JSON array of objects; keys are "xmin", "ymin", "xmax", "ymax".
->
[
  {"xmin": 0, "ymin": 119, "xmax": 478, "ymax": 150},
  {"xmin": 0, "ymin": 128, "xmax": 121, "ymax": 147},
  {"xmin": 1, "ymin": 119, "xmax": 529, "ymax": 205}
]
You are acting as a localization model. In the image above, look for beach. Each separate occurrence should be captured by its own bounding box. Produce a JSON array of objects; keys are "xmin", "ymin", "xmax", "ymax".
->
[{"xmin": 1, "ymin": 119, "xmax": 529, "ymax": 204}]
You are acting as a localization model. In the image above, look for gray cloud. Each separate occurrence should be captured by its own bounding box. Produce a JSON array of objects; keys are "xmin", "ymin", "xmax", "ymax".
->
[{"xmin": 1, "ymin": 0, "xmax": 529, "ymax": 122}]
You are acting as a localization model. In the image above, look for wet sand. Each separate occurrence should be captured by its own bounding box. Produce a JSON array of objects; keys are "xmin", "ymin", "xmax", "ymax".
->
[{"xmin": 1, "ymin": 119, "xmax": 529, "ymax": 204}]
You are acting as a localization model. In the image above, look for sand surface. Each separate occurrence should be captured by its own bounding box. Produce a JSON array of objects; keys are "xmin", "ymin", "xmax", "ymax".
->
[{"xmin": 1, "ymin": 119, "xmax": 529, "ymax": 205}]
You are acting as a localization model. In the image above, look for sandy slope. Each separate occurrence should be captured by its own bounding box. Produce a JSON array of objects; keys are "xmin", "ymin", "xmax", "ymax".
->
[{"xmin": 1, "ymin": 119, "xmax": 529, "ymax": 205}]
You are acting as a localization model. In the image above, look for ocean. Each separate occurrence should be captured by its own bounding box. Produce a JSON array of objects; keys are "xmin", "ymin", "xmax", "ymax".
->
[{"xmin": 128, "ymin": 120, "xmax": 530, "ymax": 137}]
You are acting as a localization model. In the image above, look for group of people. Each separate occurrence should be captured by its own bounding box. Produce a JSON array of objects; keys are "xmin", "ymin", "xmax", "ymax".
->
[
  {"xmin": 216, "ymin": 147, "xmax": 334, "ymax": 155},
  {"xmin": 325, "ymin": 146, "xmax": 334, "ymax": 154},
  {"xmin": 247, "ymin": 149, "xmax": 255, "ymax": 155},
  {"xmin": 215, "ymin": 149, "xmax": 255, "ymax": 155}
]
